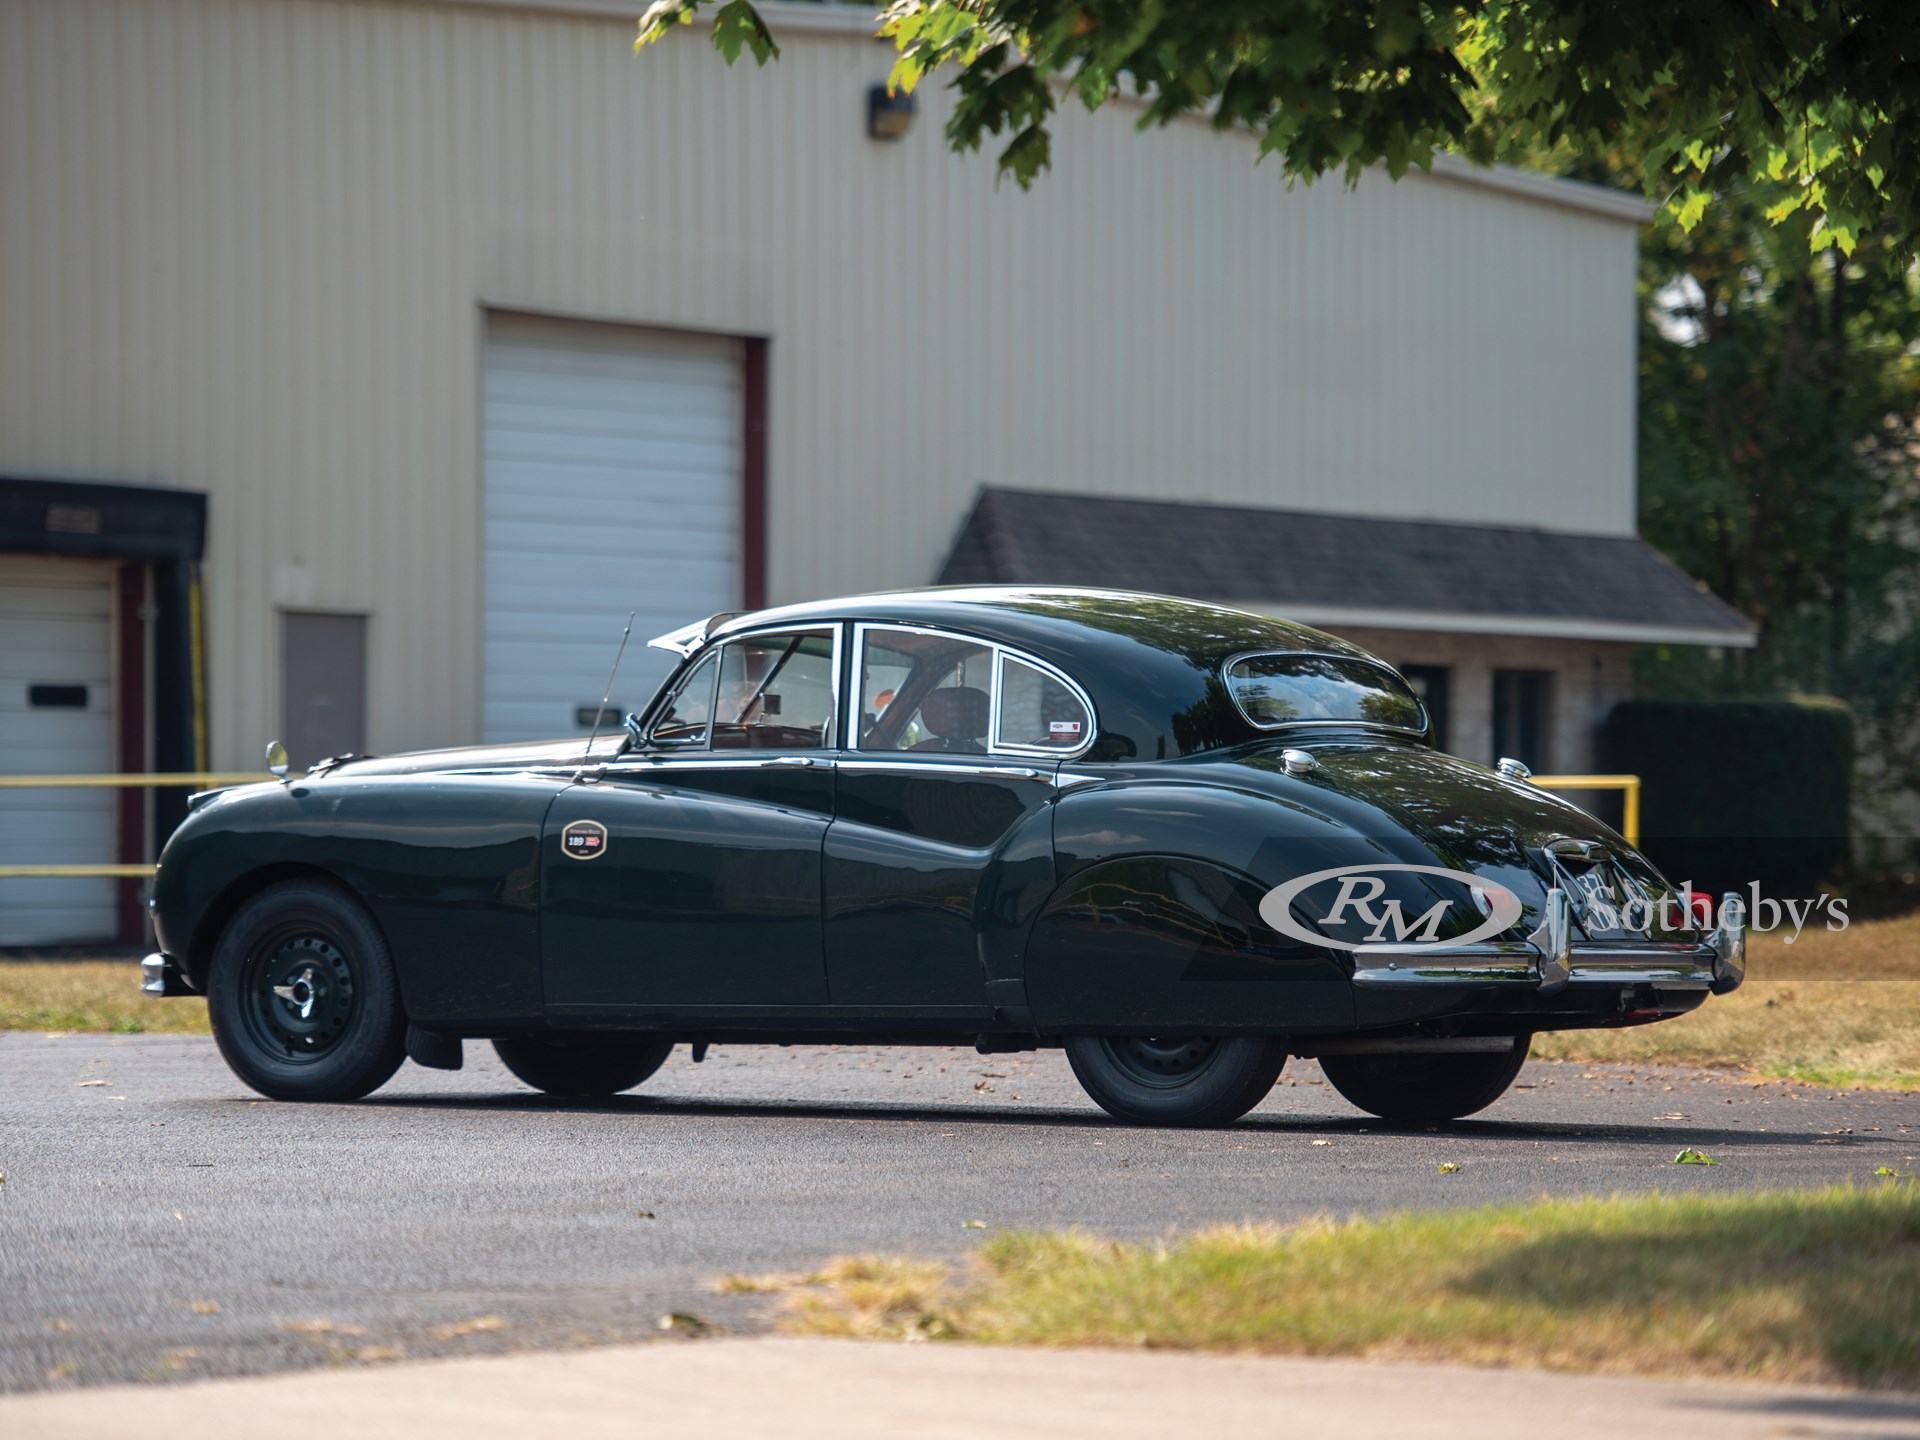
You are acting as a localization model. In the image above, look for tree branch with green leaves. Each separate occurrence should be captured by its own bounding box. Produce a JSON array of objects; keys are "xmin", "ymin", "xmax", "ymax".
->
[{"xmin": 637, "ymin": 0, "xmax": 1920, "ymax": 259}]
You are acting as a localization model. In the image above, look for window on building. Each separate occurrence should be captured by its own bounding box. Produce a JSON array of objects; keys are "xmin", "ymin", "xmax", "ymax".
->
[
  {"xmin": 1399, "ymin": 664, "xmax": 1451, "ymax": 753},
  {"xmin": 1492, "ymin": 669, "xmax": 1551, "ymax": 771},
  {"xmin": 281, "ymin": 611, "xmax": 368, "ymax": 768}
]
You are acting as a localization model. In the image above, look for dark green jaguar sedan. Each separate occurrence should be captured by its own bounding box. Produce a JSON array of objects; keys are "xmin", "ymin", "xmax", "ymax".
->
[{"xmin": 144, "ymin": 587, "xmax": 1746, "ymax": 1127}]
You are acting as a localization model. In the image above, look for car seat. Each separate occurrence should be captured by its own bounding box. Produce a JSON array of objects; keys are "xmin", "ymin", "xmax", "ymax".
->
[{"xmin": 908, "ymin": 685, "xmax": 990, "ymax": 753}]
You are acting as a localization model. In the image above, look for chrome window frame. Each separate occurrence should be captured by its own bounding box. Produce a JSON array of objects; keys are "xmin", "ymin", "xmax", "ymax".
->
[
  {"xmin": 1221, "ymin": 649, "xmax": 1431, "ymax": 741},
  {"xmin": 645, "ymin": 622, "xmax": 843, "ymax": 752},
  {"xmin": 847, "ymin": 622, "xmax": 1098, "ymax": 761}
]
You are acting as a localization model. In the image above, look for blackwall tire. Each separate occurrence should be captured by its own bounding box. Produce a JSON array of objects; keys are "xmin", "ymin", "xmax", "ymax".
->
[
  {"xmin": 1319, "ymin": 1038, "xmax": 1531, "ymax": 1124},
  {"xmin": 491, "ymin": 1035, "xmax": 675, "ymax": 1097},
  {"xmin": 206, "ymin": 878, "xmax": 408, "ymax": 1103},
  {"xmin": 1063, "ymin": 1035, "xmax": 1288, "ymax": 1127}
]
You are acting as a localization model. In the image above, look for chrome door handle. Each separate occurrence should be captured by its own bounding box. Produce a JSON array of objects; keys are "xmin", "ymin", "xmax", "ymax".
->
[{"xmin": 769, "ymin": 756, "xmax": 817, "ymax": 768}]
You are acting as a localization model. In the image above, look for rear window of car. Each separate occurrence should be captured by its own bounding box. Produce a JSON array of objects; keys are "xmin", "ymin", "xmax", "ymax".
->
[{"xmin": 1225, "ymin": 653, "xmax": 1426, "ymax": 732}]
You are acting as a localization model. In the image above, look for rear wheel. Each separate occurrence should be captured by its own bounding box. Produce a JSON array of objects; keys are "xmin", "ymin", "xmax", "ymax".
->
[
  {"xmin": 206, "ymin": 878, "xmax": 408, "ymax": 1102},
  {"xmin": 491, "ymin": 1034, "xmax": 675, "ymax": 1096},
  {"xmin": 1319, "ymin": 1039, "xmax": 1530, "ymax": 1124},
  {"xmin": 1064, "ymin": 1035, "xmax": 1288, "ymax": 1127}
]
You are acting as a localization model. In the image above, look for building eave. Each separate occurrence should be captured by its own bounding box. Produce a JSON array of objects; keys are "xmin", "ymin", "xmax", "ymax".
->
[{"xmin": 1262, "ymin": 603, "xmax": 1759, "ymax": 650}]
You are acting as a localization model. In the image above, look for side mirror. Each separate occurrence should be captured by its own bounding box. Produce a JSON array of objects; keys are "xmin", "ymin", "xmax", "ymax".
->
[{"xmin": 265, "ymin": 740, "xmax": 291, "ymax": 782}]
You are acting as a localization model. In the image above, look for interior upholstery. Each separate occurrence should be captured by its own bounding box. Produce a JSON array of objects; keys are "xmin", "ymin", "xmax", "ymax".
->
[{"xmin": 909, "ymin": 685, "xmax": 990, "ymax": 752}]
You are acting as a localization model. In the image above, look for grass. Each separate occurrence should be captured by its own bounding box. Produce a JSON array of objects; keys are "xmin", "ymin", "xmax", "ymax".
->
[
  {"xmin": 1537, "ymin": 910, "xmax": 1920, "ymax": 1090},
  {"xmin": 2, "ymin": 913, "xmax": 1915, "ymax": 1087},
  {"xmin": 735, "ymin": 1185, "xmax": 1920, "ymax": 1389},
  {"xmin": 0, "ymin": 960, "xmax": 209, "ymax": 1035}
]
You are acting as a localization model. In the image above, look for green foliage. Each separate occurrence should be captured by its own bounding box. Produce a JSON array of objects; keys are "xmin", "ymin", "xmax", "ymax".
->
[
  {"xmin": 1599, "ymin": 698, "xmax": 1853, "ymax": 893},
  {"xmin": 1632, "ymin": 189, "xmax": 1920, "ymax": 853},
  {"xmin": 636, "ymin": 0, "xmax": 779, "ymax": 66},
  {"xmin": 636, "ymin": 1, "xmax": 1920, "ymax": 257}
]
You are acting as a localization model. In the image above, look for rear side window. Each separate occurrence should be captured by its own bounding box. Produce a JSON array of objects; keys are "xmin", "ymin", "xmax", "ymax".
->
[
  {"xmin": 1226, "ymin": 653, "xmax": 1426, "ymax": 733},
  {"xmin": 996, "ymin": 654, "xmax": 1091, "ymax": 751},
  {"xmin": 853, "ymin": 624, "xmax": 1096, "ymax": 757}
]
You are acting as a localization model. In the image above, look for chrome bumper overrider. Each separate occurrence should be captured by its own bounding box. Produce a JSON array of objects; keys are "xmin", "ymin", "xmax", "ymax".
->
[
  {"xmin": 1350, "ymin": 888, "xmax": 1747, "ymax": 995},
  {"xmin": 141, "ymin": 952, "xmax": 195, "ymax": 998}
]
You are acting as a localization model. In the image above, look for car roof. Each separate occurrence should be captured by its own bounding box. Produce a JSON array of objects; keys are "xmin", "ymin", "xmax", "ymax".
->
[{"xmin": 707, "ymin": 586, "xmax": 1396, "ymax": 762}]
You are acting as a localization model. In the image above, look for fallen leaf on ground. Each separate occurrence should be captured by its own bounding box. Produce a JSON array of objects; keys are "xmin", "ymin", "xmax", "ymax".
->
[
  {"xmin": 1875, "ymin": 1166, "xmax": 1904, "ymax": 1178},
  {"xmin": 1311, "ymin": 1139, "xmax": 1331, "ymax": 1147},
  {"xmin": 1673, "ymin": 1147, "xmax": 1720, "ymax": 1166},
  {"xmin": 46, "ymin": 1319, "xmax": 75, "ymax": 1334},
  {"xmin": 656, "ymin": 1312, "xmax": 709, "ymax": 1334},
  {"xmin": 961, "ymin": 1219, "xmax": 987, "ymax": 1229},
  {"xmin": 187, "ymin": 1301, "xmax": 220, "ymax": 1314},
  {"xmin": 1438, "ymin": 1162, "xmax": 1462, "ymax": 1174},
  {"xmin": 279, "ymin": 1319, "xmax": 365, "ymax": 1336},
  {"xmin": 75, "ymin": 1080, "xmax": 109, "ymax": 1087},
  {"xmin": 635, "ymin": 1210, "xmax": 656, "ymax": 1219},
  {"xmin": 428, "ymin": 1315, "xmax": 508, "ymax": 1339},
  {"xmin": 973, "ymin": 1081, "xmax": 994, "ymax": 1092}
]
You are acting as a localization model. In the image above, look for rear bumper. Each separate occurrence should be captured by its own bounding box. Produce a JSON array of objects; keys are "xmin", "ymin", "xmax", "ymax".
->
[
  {"xmin": 141, "ymin": 952, "xmax": 196, "ymax": 998},
  {"xmin": 1351, "ymin": 888, "xmax": 1746, "ymax": 996}
]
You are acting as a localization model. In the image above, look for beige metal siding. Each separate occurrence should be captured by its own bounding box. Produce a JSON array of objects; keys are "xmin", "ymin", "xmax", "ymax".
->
[{"xmin": 0, "ymin": 0, "xmax": 1643, "ymax": 766}]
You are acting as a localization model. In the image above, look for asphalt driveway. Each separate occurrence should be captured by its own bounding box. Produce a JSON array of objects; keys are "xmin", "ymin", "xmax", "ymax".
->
[{"xmin": 3, "ymin": 1031, "xmax": 1915, "ymax": 1391}]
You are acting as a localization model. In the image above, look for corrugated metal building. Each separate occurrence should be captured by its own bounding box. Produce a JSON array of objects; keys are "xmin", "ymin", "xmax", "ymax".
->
[{"xmin": 0, "ymin": 0, "xmax": 1752, "ymax": 944}]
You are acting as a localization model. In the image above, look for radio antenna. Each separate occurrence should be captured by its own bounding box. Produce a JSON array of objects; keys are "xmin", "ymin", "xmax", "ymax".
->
[{"xmin": 580, "ymin": 611, "xmax": 636, "ymax": 767}]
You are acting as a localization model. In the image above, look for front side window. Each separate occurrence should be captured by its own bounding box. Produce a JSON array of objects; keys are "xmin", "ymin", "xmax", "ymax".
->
[
  {"xmin": 650, "ymin": 651, "xmax": 719, "ymax": 747},
  {"xmin": 713, "ymin": 629, "xmax": 837, "ymax": 750},
  {"xmin": 1226, "ymin": 653, "xmax": 1426, "ymax": 733}
]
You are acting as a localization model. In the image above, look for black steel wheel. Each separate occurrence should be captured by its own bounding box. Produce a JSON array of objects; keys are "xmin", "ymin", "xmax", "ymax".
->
[
  {"xmin": 1319, "ymin": 1038, "xmax": 1531, "ymax": 1124},
  {"xmin": 491, "ymin": 1034, "xmax": 675, "ymax": 1097},
  {"xmin": 1063, "ymin": 1034, "xmax": 1287, "ymax": 1127},
  {"xmin": 206, "ymin": 878, "xmax": 407, "ymax": 1102}
]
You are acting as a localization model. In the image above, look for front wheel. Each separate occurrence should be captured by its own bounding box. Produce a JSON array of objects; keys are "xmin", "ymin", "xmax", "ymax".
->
[
  {"xmin": 206, "ymin": 878, "xmax": 408, "ymax": 1102},
  {"xmin": 1064, "ymin": 1035, "xmax": 1288, "ymax": 1127},
  {"xmin": 1319, "ymin": 1038, "xmax": 1530, "ymax": 1124},
  {"xmin": 491, "ymin": 1034, "xmax": 675, "ymax": 1096}
]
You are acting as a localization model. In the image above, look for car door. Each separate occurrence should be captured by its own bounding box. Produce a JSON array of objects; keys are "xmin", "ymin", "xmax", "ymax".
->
[
  {"xmin": 541, "ymin": 626, "xmax": 841, "ymax": 1015},
  {"xmin": 823, "ymin": 625, "xmax": 1092, "ymax": 1009}
]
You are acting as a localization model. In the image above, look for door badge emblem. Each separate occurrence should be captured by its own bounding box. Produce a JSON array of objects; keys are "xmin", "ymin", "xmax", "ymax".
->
[{"xmin": 560, "ymin": 819, "xmax": 609, "ymax": 860}]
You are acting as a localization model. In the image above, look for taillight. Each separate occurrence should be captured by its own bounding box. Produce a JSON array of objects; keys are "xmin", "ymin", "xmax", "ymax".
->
[{"xmin": 1661, "ymin": 890, "xmax": 1713, "ymax": 931}]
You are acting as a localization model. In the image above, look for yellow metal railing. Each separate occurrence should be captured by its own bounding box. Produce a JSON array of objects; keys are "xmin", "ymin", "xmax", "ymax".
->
[
  {"xmin": 0, "ymin": 772, "xmax": 284, "ymax": 878},
  {"xmin": 1529, "ymin": 773, "xmax": 1641, "ymax": 848}
]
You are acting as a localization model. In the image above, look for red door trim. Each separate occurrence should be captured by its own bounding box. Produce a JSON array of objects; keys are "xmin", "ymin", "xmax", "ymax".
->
[{"xmin": 742, "ymin": 338, "xmax": 768, "ymax": 611}]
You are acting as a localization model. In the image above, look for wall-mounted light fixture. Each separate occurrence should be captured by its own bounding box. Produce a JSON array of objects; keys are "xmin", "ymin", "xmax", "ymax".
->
[{"xmin": 867, "ymin": 84, "xmax": 916, "ymax": 141}]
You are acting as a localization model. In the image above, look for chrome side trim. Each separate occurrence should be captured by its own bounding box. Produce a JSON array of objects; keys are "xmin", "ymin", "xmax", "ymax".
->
[
  {"xmin": 832, "ymin": 758, "xmax": 1050, "ymax": 782},
  {"xmin": 602, "ymin": 756, "xmax": 831, "ymax": 777}
]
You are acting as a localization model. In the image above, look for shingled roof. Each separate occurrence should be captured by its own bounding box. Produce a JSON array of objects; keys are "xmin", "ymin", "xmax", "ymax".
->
[{"xmin": 937, "ymin": 488, "xmax": 1755, "ymax": 647}]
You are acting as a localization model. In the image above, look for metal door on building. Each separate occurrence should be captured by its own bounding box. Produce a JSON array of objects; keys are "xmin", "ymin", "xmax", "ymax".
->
[
  {"xmin": 0, "ymin": 555, "xmax": 117, "ymax": 945},
  {"xmin": 480, "ymin": 313, "xmax": 744, "ymax": 743}
]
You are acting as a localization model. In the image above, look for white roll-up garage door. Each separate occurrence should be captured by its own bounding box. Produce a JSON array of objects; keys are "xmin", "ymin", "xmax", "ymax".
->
[
  {"xmin": 0, "ymin": 555, "xmax": 117, "ymax": 946},
  {"xmin": 482, "ymin": 314, "xmax": 744, "ymax": 742}
]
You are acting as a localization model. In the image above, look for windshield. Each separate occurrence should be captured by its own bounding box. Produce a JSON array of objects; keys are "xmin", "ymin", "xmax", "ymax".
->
[{"xmin": 1225, "ymin": 653, "xmax": 1427, "ymax": 733}]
